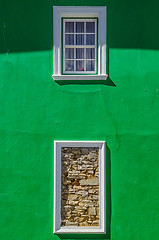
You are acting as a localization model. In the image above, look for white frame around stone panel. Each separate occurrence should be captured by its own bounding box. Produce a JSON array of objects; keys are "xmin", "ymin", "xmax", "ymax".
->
[
  {"xmin": 54, "ymin": 141, "xmax": 106, "ymax": 234},
  {"xmin": 52, "ymin": 6, "xmax": 108, "ymax": 81}
]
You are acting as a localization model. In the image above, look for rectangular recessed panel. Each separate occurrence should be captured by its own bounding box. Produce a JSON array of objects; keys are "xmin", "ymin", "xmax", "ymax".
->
[
  {"xmin": 86, "ymin": 22, "xmax": 95, "ymax": 33},
  {"xmin": 65, "ymin": 60, "xmax": 74, "ymax": 71},
  {"xmin": 86, "ymin": 48, "xmax": 95, "ymax": 59},
  {"xmin": 61, "ymin": 147, "xmax": 99, "ymax": 227},
  {"xmin": 76, "ymin": 60, "xmax": 84, "ymax": 71},
  {"xmin": 86, "ymin": 60, "xmax": 95, "ymax": 71},
  {"xmin": 65, "ymin": 34, "xmax": 74, "ymax": 45},
  {"xmin": 76, "ymin": 22, "xmax": 84, "ymax": 33},
  {"xmin": 86, "ymin": 34, "xmax": 95, "ymax": 45},
  {"xmin": 65, "ymin": 22, "xmax": 74, "ymax": 33},
  {"xmin": 76, "ymin": 48, "xmax": 84, "ymax": 59},
  {"xmin": 65, "ymin": 48, "xmax": 74, "ymax": 59},
  {"xmin": 76, "ymin": 34, "xmax": 84, "ymax": 45}
]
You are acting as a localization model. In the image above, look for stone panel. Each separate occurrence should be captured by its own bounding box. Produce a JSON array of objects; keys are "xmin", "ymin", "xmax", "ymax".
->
[{"xmin": 61, "ymin": 147, "xmax": 99, "ymax": 227}]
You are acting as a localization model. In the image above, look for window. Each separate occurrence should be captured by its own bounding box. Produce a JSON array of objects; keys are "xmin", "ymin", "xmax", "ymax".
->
[
  {"xmin": 53, "ymin": 7, "xmax": 107, "ymax": 80},
  {"xmin": 63, "ymin": 19, "xmax": 97, "ymax": 74},
  {"xmin": 54, "ymin": 141, "xmax": 106, "ymax": 234}
]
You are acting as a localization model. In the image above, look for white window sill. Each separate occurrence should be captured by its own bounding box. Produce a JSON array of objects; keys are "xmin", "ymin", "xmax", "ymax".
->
[
  {"xmin": 52, "ymin": 74, "xmax": 108, "ymax": 81},
  {"xmin": 54, "ymin": 227, "xmax": 106, "ymax": 234}
]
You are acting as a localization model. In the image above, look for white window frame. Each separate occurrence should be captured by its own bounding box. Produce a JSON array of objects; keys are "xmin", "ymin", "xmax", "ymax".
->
[
  {"xmin": 53, "ymin": 6, "xmax": 108, "ymax": 81},
  {"xmin": 54, "ymin": 140, "xmax": 106, "ymax": 234}
]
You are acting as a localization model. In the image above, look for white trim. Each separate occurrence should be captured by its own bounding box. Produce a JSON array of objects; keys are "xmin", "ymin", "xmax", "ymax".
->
[
  {"xmin": 52, "ymin": 74, "xmax": 108, "ymax": 80},
  {"xmin": 53, "ymin": 6, "xmax": 107, "ymax": 81},
  {"xmin": 54, "ymin": 141, "xmax": 106, "ymax": 234}
]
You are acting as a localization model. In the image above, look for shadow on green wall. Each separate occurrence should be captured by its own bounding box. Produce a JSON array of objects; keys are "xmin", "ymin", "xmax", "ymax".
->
[
  {"xmin": 54, "ymin": 78, "xmax": 116, "ymax": 87},
  {"xmin": 0, "ymin": 0, "xmax": 159, "ymax": 53},
  {"xmin": 55, "ymin": 145, "xmax": 111, "ymax": 240}
]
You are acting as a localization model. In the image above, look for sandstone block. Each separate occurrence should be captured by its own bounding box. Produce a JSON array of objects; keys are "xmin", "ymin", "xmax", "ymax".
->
[
  {"xmin": 88, "ymin": 195, "xmax": 99, "ymax": 200},
  {"xmin": 66, "ymin": 222, "xmax": 79, "ymax": 226},
  {"xmin": 62, "ymin": 206, "xmax": 73, "ymax": 211},
  {"xmin": 88, "ymin": 207, "xmax": 97, "ymax": 216},
  {"xmin": 78, "ymin": 173, "xmax": 87, "ymax": 179},
  {"xmin": 68, "ymin": 194, "xmax": 78, "ymax": 201},
  {"xmin": 75, "ymin": 206, "xmax": 88, "ymax": 210},
  {"xmin": 63, "ymin": 180, "xmax": 71, "ymax": 185},
  {"xmin": 76, "ymin": 190, "xmax": 88, "ymax": 196},
  {"xmin": 79, "ymin": 202, "xmax": 94, "ymax": 207},
  {"xmin": 92, "ymin": 220, "xmax": 99, "ymax": 226},
  {"xmin": 68, "ymin": 174, "xmax": 79, "ymax": 179},
  {"xmin": 81, "ymin": 148, "xmax": 89, "ymax": 154},
  {"xmin": 79, "ymin": 178, "xmax": 99, "ymax": 186},
  {"xmin": 79, "ymin": 222, "xmax": 89, "ymax": 226},
  {"xmin": 69, "ymin": 200, "xmax": 79, "ymax": 205},
  {"xmin": 87, "ymin": 170, "xmax": 94, "ymax": 175},
  {"xmin": 88, "ymin": 189, "xmax": 95, "ymax": 194}
]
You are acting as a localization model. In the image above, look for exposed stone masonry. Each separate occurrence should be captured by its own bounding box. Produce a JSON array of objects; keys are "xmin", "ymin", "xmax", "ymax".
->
[{"xmin": 61, "ymin": 147, "xmax": 99, "ymax": 227}]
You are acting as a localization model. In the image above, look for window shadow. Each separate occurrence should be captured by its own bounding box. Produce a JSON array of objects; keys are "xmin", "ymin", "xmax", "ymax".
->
[{"xmin": 54, "ymin": 78, "xmax": 116, "ymax": 87}]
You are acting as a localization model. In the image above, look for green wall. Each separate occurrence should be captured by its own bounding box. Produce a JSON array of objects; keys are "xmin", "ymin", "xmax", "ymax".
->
[{"xmin": 0, "ymin": 0, "xmax": 159, "ymax": 240}]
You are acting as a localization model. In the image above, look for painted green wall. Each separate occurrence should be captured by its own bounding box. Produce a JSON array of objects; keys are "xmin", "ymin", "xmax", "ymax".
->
[{"xmin": 0, "ymin": 0, "xmax": 159, "ymax": 240}]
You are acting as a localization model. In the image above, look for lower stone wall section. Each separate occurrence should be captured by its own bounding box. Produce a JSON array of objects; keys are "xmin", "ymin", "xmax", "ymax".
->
[{"xmin": 61, "ymin": 147, "xmax": 99, "ymax": 227}]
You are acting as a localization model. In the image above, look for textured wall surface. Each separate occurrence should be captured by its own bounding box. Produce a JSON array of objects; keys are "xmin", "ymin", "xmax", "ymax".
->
[
  {"xmin": 61, "ymin": 147, "xmax": 99, "ymax": 227},
  {"xmin": 1, "ymin": 0, "xmax": 159, "ymax": 240}
]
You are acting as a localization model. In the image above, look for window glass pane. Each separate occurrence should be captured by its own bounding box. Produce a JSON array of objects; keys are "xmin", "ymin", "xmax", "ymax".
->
[
  {"xmin": 65, "ymin": 60, "xmax": 74, "ymax": 71},
  {"xmin": 86, "ymin": 22, "xmax": 95, "ymax": 33},
  {"xmin": 86, "ymin": 34, "xmax": 95, "ymax": 45},
  {"xmin": 76, "ymin": 22, "xmax": 84, "ymax": 33},
  {"xmin": 76, "ymin": 48, "xmax": 84, "ymax": 59},
  {"xmin": 86, "ymin": 48, "xmax": 95, "ymax": 59},
  {"xmin": 65, "ymin": 34, "xmax": 74, "ymax": 45},
  {"xmin": 65, "ymin": 48, "xmax": 74, "ymax": 59},
  {"xmin": 76, "ymin": 60, "xmax": 84, "ymax": 71},
  {"xmin": 86, "ymin": 60, "xmax": 95, "ymax": 71},
  {"xmin": 65, "ymin": 22, "xmax": 74, "ymax": 33},
  {"xmin": 76, "ymin": 34, "xmax": 84, "ymax": 45}
]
